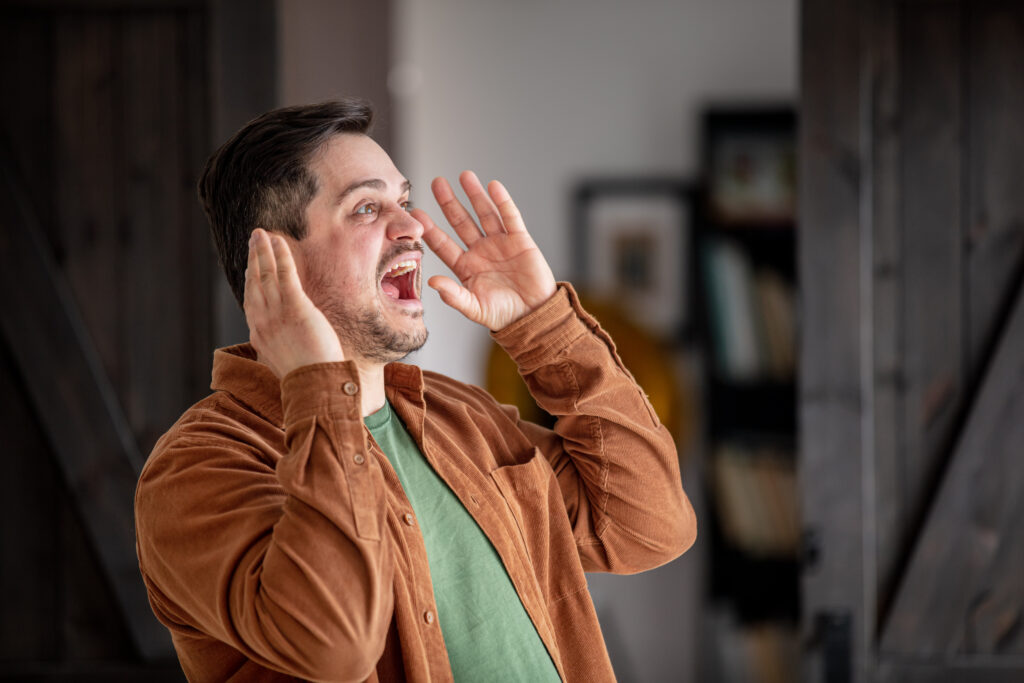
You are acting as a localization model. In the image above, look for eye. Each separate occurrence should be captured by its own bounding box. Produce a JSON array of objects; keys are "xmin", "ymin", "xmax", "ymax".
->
[
  {"xmin": 401, "ymin": 199, "xmax": 414, "ymax": 212},
  {"xmin": 354, "ymin": 203, "xmax": 378, "ymax": 216}
]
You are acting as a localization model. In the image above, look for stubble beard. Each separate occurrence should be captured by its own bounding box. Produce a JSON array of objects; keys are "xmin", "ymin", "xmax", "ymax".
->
[{"xmin": 325, "ymin": 299, "xmax": 428, "ymax": 364}]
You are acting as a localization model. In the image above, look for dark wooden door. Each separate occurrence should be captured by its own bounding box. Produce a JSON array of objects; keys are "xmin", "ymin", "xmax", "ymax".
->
[
  {"xmin": 0, "ymin": 5, "xmax": 212, "ymax": 677},
  {"xmin": 801, "ymin": 0, "xmax": 1024, "ymax": 681}
]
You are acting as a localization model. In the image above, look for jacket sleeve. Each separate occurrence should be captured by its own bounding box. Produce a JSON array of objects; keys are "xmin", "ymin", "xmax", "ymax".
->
[
  {"xmin": 134, "ymin": 362, "xmax": 392, "ymax": 682},
  {"xmin": 491, "ymin": 283, "xmax": 697, "ymax": 575}
]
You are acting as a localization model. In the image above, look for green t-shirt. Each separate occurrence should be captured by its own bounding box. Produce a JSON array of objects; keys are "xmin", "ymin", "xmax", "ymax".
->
[{"xmin": 365, "ymin": 402, "xmax": 561, "ymax": 682}]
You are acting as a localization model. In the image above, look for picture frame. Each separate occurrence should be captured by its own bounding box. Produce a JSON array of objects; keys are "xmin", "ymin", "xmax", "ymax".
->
[
  {"xmin": 571, "ymin": 178, "xmax": 696, "ymax": 343},
  {"xmin": 702, "ymin": 108, "xmax": 797, "ymax": 227}
]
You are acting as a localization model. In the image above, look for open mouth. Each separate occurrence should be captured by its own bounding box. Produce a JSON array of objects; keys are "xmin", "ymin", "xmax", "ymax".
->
[{"xmin": 380, "ymin": 259, "xmax": 419, "ymax": 301}]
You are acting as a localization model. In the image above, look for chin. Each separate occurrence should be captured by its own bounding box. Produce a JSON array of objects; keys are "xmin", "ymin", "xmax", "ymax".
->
[
  {"xmin": 319, "ymin": 288, "xmax": 428, "ymax": 364},
  {"xmin": 354, "ymin": 313, "xmax": 429, "ymax": 364},
  {"xmin": 366, "ymin": 327, "xmax": 428, "ymax": 364}
]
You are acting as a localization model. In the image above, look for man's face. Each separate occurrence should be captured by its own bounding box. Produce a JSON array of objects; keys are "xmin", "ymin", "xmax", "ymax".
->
[{"xmin": 287, "ymin": 133, "xmax": 427, "ymax": 364}]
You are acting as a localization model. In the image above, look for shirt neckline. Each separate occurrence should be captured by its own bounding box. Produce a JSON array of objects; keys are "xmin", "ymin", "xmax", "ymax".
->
[{"xmin": 364, "ymin": 400, "xmax": 393, "ymax": 432}]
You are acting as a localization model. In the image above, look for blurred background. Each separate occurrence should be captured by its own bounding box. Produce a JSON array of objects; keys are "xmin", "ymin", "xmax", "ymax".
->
[{"xmin": 2, "ymin": 1, "xmax": 1023, "ymax": 681}]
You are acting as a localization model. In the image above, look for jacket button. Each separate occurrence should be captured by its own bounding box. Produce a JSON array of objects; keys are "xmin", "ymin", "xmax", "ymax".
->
[
  {"xmin": 403, "ymin": 513, "xmax": 415, "ymax": 526},
  {"xmin": 423, "ymin": 610, "xmax": 434, "ymax": 625},
  {"xmin": 353, "ymin": 453, "xmax": 366, "ymax": 465},
  {"xmin": 342, "ymin": 381, "xmax": 358, "ymax": 395}
]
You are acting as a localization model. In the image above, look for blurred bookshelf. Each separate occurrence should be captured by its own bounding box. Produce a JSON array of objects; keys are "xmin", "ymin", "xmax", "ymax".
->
[{"xmin": 694, "ymin": 107, "xmax": 800, "ymax": 683}]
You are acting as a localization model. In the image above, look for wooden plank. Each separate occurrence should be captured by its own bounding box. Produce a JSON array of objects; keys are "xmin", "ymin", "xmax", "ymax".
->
[
  {"xmin": 50, "ymin": 13, "xmax": 164, "ymax": 658},
  {"xmin": 0, "ymin": 8, "xmax": 55, "ymax": 249},
  {"xmin": 867, "ymin": 0, "xmax": 905, "ymax": 627},
  {"xmin": 966, "ymin": 4, "xmax": 1024, "ymax": 381},
  {"xmin": 0, "ymin": 347, "xmax": 62, "ymax": 660},
  {"xmin": 180, "ymin": 8, "xmax": 215, "ymax": 402},
  {"xmin": 881, "ymin": 279, "xmax": 1024, "ymax": 656},
  {"xmin": 120, "ymin": 11, "xmax": 191, "ymax": 452},
  {"xmin": 957, "ymin": 5, "xmax": 1024, "ymax": 661},
  {"xmin": 2, "ymin": 5, "xmax": 208, "ymax": 665},
  {"xmin": 897, "ymin": 1, "xmax": 966, "ymax": 589},
  {"xmin": 54, "ymin": 12, "xmax": 122, "ymax": 411},
  {"xmin": 800, "ymin": 0, "xmax": 1024, "ymax": 677},
  {"xmin": 61, "ymin": 496, "xmax": 136, "ymax": 660},
  {"xmin": 0, "ymin": 7, "xmax": 62, "ymax": 663},
  {"xmin": 961, "ymin": 493, "xmax": 1024, "ymax": 655},
  {"xmin": 799, "ymin": 0, "xmax": 867, "ymax": 679},
  {"xmin": 0, "ymin": 153, "xmax": 174, "ymax": 660}
]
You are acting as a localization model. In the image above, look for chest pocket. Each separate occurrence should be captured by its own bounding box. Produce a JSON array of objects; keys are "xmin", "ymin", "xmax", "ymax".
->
[{"xmin": 490, "ymin": 448, "xmax": 588, "ymax": 603}]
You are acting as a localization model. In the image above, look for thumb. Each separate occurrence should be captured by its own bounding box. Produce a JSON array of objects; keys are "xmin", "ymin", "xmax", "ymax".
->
[{"xmin": 428, "ymin": 275, "xmax": 480, "ymax": 321}]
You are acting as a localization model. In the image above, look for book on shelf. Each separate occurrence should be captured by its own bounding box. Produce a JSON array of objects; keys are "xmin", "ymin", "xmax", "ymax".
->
[
  {"xmin": 711, "ymin": 608, "xmax": 799, "ymax": 683},
  {"xmin": 711, "ymin": 441, "xmax": 800, "ymax": 557},
  {"xmin": 701, "ymin": 237, "xmax": 796, "ymax": 382},
  {"xmin": 754, "ymin": 268, "xmax": 796, "ymax": 379}
]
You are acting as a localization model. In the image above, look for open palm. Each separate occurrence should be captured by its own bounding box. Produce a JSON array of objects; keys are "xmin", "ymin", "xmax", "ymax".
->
[{"xmin": 414, "ymin": 172, "xmax": 557, "ymax": 331}]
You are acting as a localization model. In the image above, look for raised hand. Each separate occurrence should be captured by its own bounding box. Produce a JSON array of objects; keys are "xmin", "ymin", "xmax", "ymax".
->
[
  {"xmin": 413, "ymin": 171, "xmax": 557, "ymax": 331},
  {"xmin": 244, "ymin": 229, "xmax": 345, "ymax": 378}
]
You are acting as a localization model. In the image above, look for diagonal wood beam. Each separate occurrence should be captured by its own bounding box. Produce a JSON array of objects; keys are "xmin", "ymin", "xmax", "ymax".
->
[
  {"xmin": 881, "ymin": 275, "xmax": 1024, "ymax": 656},
  {"xmin": 0, "ymin": 156, "xmax": 174, "ymax": 660}
]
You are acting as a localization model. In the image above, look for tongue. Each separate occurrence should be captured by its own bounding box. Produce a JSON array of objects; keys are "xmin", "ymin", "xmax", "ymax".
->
[{"xmin": 381, "ymin": 279, "xmax": 400, "ymax": 299}]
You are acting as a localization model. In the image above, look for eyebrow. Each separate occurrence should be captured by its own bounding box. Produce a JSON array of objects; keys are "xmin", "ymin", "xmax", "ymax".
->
[{"xmin": 336, "ymin": 178, "xmax": 412, "ymax": 203}]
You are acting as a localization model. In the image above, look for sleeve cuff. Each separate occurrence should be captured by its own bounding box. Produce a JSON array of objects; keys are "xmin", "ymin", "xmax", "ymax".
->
[
  {"xmin": 491, "ymin": 282, "xmax": 601, "ymax": 371},
  {"xmin": 280, "ymin": 361, "xmax": 364, "ymax": 425}
]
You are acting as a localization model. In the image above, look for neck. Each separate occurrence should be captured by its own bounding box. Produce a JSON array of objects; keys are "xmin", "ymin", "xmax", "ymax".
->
[{"xmin": 350, "ymin": 356, "xmax": 388, "ymax": 417}]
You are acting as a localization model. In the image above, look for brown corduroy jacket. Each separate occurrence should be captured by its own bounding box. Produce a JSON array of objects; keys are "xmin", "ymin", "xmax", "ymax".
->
[{"xmin": 134, "ymin": 284, "xmax": 697, "ymax": 682}]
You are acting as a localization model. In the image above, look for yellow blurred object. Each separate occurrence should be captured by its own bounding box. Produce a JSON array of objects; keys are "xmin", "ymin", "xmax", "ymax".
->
[{"xmin": 484, "ymin": 295, "xmax": 694, "ymax": 458}]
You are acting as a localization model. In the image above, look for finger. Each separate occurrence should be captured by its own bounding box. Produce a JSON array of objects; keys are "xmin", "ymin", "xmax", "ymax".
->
[
  {"xmin": 488, "ymin": 180, "xmax": 527, "ymax": 234},
  {"xmin": 460, "ymin": 170, "xmax": 505, "ymax": 236},
  {"xmin": 427, "ymin": 275, "xmax": 481, "ymax": 321},
  {"xmin": 244, "ymin": 231, "xmax": 267, "ymax": 312},
  {"xmin": 243, "ymin": 237, "xmax": 268, "ymax": 346},
  {"xmin": 413, "ymin": 208, "xmax": 464, "ymax": 272},
  {"xmin": 270, "ymin": 234, "xmax": 304, "ymax": 304},
  {"xmin": 431, "ymin": 176, "xmax": 482, "ymax": 246},
  {"xmin": 253, "ymin": 229, "xmax": 281, "ymax": 308}
]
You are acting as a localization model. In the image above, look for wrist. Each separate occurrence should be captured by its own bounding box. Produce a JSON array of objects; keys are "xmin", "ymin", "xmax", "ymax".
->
[
  {"xmin": 491, "ymin": 283, "xmax": 587, "ymax": 368},
  {"xmin": 527, "ymin": 283, "xmax": 559, "ymax": 312},
  {"xmin": 493, "ymin": 285, "xmax": 560, "ymax": 332}
]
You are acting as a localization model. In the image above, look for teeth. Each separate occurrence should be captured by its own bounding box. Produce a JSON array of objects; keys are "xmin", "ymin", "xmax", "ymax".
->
[{"xmin": 385, "ymin": 260, "xmax": 417, "ymax": 278}]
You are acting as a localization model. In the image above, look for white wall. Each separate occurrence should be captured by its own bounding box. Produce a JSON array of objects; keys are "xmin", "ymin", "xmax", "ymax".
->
[
  {"xmin": 391, "ymin": 1, "xmax": 797, "ymax": 680},
  {"xmin": 392, "ymin": 0, "xmax": 797, "ymax": 386}
]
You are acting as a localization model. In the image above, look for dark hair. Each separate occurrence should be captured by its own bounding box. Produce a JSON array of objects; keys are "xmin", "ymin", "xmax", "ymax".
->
[{"xmin": 198, "ymin": 98, "xmax": 374, "ymax": 307}]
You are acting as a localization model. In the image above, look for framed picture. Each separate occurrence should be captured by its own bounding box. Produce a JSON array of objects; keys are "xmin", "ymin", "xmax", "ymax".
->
[
  {"xmin": 703, "ymin": 108, "xmax": 797, "ymax": 226},
  {"xmin": 571, "ymin": 178, "xmax": 695, "ymax": 342}
]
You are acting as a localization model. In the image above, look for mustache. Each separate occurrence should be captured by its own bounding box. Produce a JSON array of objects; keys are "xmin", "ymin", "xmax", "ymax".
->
[{"xmin": 377, "ymin": 241, "xmax": 425, "ymax": 279}]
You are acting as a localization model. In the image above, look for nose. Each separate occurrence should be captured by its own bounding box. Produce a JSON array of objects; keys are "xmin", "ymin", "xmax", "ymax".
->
[{"xmin": 386, "ymin": 204, "xmax": 424, "ymax": 242}]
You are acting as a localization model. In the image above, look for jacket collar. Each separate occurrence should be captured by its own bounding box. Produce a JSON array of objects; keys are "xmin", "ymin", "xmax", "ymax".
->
[{"xmin": 211, "ymin": 343, "xmax": 425, "ymax": 428}]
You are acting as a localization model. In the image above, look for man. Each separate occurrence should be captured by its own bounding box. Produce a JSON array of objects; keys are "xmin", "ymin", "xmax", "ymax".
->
[{"xmin": 135, "ymin": 99, "xmax": 696, "ymax": 682}]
